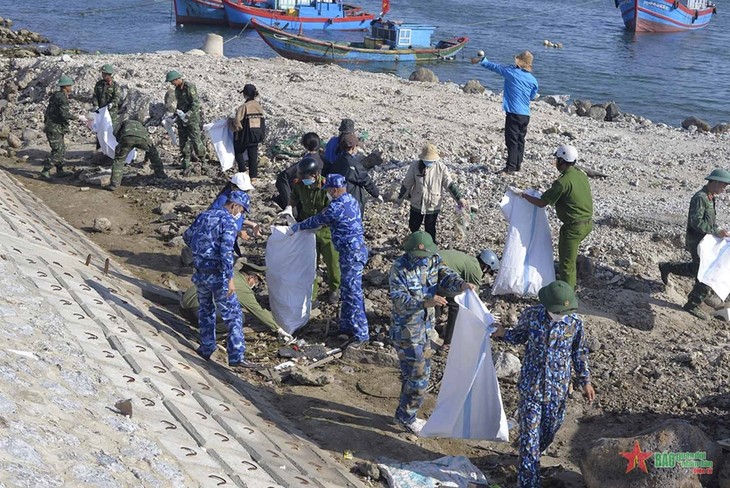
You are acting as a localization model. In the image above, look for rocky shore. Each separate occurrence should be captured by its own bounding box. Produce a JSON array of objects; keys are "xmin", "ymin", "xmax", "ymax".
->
[{"xmin": 1, "ymin": 33, "xmax": 730, "ymax": 487}]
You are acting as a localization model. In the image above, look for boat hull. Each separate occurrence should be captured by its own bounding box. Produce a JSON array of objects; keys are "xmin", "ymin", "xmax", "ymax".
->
[
  {"xmin": 222, "ymin": 0, "xmax": 373, "ymax": 30},
  {"xmin": 252, "ymin": 19, "xmax": 469, "ymax": 63},
  {"xmin": 617, "ymin": 0, "xmax": 715, "ymax": 32},
  {"xmin": 174, "ymin": 0, "xmax": 228, "ymax": 25}
]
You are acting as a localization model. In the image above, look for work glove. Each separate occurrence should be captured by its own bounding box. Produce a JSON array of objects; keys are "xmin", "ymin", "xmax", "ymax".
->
[
  {"xmin": 376, "ymin": 195, "xmax": 384, "ymax": 204},
  {"xmin": 277, "ymin": 206, "xmax": 296, "ymax": 225},
  {"xmin": 277, "ymin": 328, "xmax": 294, "ymax": 344},
  {"xmin": 175, "ymin": 109, "xmax": 189, "ymax": 124},
  {"xmin": 508, "ymin": 186, "xmax": 523, "ymax": 197}
]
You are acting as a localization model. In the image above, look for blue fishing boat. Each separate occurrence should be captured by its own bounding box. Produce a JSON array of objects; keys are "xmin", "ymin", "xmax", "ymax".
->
[
  {"xmin": 222, "ymin": 0, "xmax": 374, "ymax": 30},
  {"xmin": 615, "ymin": 0, "xmax": 716, "ymax": 32},
  {"xmin": 251, "ymin": 18, "xmax": 469, "ymax": 63},
  {"xmin": 174, "ymin": 0, "xmax": 228, "ymax": 26}
]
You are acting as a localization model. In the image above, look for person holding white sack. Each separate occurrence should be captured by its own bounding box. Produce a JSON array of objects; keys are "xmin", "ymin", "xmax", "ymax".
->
[{"xmin": 659, "ymin": 168, "xmax": 730, "ymax": 320}]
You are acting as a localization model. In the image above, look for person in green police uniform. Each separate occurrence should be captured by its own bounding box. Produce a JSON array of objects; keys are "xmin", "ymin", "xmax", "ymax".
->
[
  {"xmin": 41, "ymin": 75, "xmax": 79, "ymax": 180},
  {"xmin": 106, "ymin": 119, "xmax": 167, "ymax": 191},
  {"xmin": 509, "ymin": 144, "xmax": 593, "ymax": 289},
  {"xmin": 659, "ymin": 169, "xmax": 730, "ymax": 320},
  {"xmin": 166, "ymin": 70, "xmax": 205, "ymax": 174}
]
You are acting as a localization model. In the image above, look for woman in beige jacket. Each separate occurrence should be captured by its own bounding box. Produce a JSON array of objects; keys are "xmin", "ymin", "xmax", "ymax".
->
[{"xmin": 396, "ymin": 143, "xmax": 466, "ymax": 244}]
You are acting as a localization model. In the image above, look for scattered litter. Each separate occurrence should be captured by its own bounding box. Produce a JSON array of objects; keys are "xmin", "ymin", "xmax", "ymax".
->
[
  {"xmin": 343, "ymin": 450, "xmax": 354, "ymax": 460},
  {"xmin": 378, "ymin": 455, "xmax": 490, "ymax": 488},
  {"xmin": 114, "ymin": 398, "xmax": 133, "ymax": 417}
]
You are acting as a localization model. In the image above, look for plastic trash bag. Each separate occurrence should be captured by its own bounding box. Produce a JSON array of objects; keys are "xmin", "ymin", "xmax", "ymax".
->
[
  {"xmin": 698, "ymin": 235, "xmax": 730, "ymax": 301},
  {"xmin": 378, "ymin": 455, "xmax": 490, "ymax": 488},
  {"xmin": 93, "ymin": 106, "xmax": 117, "ymax": 158},
  {"xmin": 204, "ymin": 119, "xmax": 235, "ymax": 172}
]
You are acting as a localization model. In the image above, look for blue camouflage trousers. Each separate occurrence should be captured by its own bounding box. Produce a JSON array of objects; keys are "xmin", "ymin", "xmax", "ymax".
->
[
  {"xmin": 517, "ymin": 397, "xmax": 567, "ymax": 488},
  {"xmin": 195, "ymin": 274, "xmax": 245, "ymax": 364},
  {"xmin": 393, "ymin": 340, "xmax": 433, "ymax": 425},
  {"xmin": 338, "ymin": 247, "xmax": 368, "ymax": 341}
]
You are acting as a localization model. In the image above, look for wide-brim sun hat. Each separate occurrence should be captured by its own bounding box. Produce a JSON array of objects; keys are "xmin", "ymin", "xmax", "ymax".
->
[
  {"xmin": 419, "ymin": 143, "xmax": 439, "ymax": 162},
  {"xmin": 230, "ymin": 172, "xmax": 254, "ymax": 191},
  {"xmin": 705, "ymin": 168, "xmax": 730, "ymax": 184},
  {"xmin": 538, "ymin": 280, "xmax": 578, "ymax": 314},
  {"xmin": 515, "ymin": 51, "xmax": 533, "ymax": 72},
  {"xmin": 403, "ymin": 231, "xmax": 439, "ymax": 258}
]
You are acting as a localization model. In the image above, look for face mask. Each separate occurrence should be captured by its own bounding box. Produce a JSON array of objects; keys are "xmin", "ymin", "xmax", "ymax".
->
[
  {"xmin": 423, "ymin": 160, "xmax": 434, "ymax": 168},
  {"xmin": 326, "ymin": 193, "xmax": 333, "ymax": 201},
  {"xmin": 302, "ymin": 178, "xmax": 315, "ymax": 186},
  {"xmin": 548, "ymin": 312, "xmax": 566, "ymax": 322}
]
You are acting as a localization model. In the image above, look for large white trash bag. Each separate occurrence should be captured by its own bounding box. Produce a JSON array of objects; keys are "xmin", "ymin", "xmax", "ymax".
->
[
  {"xmin": 492, "ymin": 189, "xmax": 555, "ymax": 296},
  {"xmin": 204, "ymin": 119, "xmax": 235, "ymax": 172},
  {"xmin": 698, "ymin": 235, "xmax": 730, "ymax": 301},
  {"xmin": 265, "ymin": 226, "xmax": 317, "ymax": 334},
  {"xmin": 420, "ymin": 289, "xmax": 509, "ymax": 441},
  {"xmin": 378, "ymin": 455, "xmax": 490, "ymax": 488},
  {"xmin": 93, "ymin": 106, "xmax": 117, "ymax": 158}
]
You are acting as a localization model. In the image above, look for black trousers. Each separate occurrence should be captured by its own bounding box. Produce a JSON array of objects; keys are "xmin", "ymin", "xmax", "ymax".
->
[
  {"xmin": 235, "ymin": 144, "xmax": 259, "ymax": 177},
  {"xmin": 409, "ymin": 207, "xmax": 439, "ymax": 244},
  {"xmin": 504, "ymin": 113, "xmax": 530, "ymax": 172}
]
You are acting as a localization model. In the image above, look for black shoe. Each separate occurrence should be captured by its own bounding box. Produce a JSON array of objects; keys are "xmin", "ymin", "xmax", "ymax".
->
[
  {"xmin": 229, "ymin": 359, "xmax": 262, "ymax": 370},
  {"xmin": 495, "ymin": 168, "xmax": 517, "ymax": 175},
  {"xmin": 195, "ymin": 348, "xmax": 212, "ymax": 361},
  {"xmin": 105, "ymin": 184, "xmax": 117, "ymax": 192},
  {"xmin": 658, "ymin": 263, "xmax": 670, "ymax": 286}
]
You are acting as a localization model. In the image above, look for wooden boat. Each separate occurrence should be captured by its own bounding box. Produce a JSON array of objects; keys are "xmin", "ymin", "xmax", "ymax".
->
[
  {"xmin": 251, "ymin": 18, "xmax": 469, "ymax": 63},
  {"xmin": 174, "ymin": 0, "xmax": 228, "ymax": 25},
  {"xmin": 615, "ymin": 0, "xmax": 716, "ymax": 32},
  {"xmin": 222, "ymin": 0, "xmax": 374, "ymax": 30}
]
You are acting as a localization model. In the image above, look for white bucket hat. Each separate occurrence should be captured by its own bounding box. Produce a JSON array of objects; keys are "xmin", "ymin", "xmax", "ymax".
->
[{"xmin": 230, "ymin": 172, "xmax": 253, "ymax": 191}]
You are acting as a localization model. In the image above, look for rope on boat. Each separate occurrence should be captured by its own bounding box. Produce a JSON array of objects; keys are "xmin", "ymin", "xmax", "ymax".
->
[
  {"xmin": 76, "ymin": 0, "xmax": 170, "ymax": 16},
  {"xmin": 224, "ymin": 19, "xmax": 252, "ymax": 44}
]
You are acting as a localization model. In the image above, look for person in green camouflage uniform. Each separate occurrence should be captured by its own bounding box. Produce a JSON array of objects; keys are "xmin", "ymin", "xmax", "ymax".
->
[
  {"xmin": 94, "ymin": 64, "xmax": 121, "ymax": 128},
  {"xmin": 41, "ymin": 75, "xmax": 77, "ymax": 179},
  {"xmin": 166, "ymin": 70, "xmax": 205, "ymax": 173},
  {"xmin": 659, "ymin": 169, "xmax": 730, "ymax": 320},
  {"xmin": 106, "ymin": 119, "xmax": 167, "ymax": 191}
]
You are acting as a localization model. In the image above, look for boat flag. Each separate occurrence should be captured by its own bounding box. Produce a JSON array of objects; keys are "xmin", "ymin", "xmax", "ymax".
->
[{"xmin": 381, "ymin": 0, "xmax": 390, "ymax": 16}]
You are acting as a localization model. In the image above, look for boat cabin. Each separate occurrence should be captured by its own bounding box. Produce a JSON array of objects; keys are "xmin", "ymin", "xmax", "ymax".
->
[
  {"xmin": 275, "ymin": 0, "xmax": 344, "ymax": 15},
  {"xmin": 366, "ymin": 20, "xmax": 436, "ymax": 49}
]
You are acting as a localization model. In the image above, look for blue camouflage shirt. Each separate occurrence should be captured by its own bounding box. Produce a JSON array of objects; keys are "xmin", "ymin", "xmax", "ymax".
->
[
  {"xmin": 503, "ymin": 305, "xmax": 590, "ymax": 403},
  {"xmin": 389, "ymin": 254, "xmax": 465, "ymax": 344},
  {"xmin": 210, "ymin": 187, "xmax": 245, "ymax": 232},
  {"xmin": 183, "ymin": 208, "xmax": 238, "ymax": 282},
  {"xmin": 298, "ymin": 192, "xmax": 365, "ymax": 258}
]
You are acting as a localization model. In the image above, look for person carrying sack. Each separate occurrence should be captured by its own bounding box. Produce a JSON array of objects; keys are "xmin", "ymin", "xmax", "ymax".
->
[{"xmin": 231, "ymin": 84, "xmax": 266, "ymax": 182}]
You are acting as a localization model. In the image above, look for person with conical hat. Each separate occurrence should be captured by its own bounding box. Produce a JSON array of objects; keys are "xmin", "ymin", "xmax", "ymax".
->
[
  {"xmin": 493, "ymin": 280, "xmax": 595, "ymax": 488},
  {"xmin": 166, "ymin": 70, "xmax": 205, "ymax": 175},
  {"xmin": 659, "ymin": 168, "xmax": 730, "ymax": 320},
  {"xmin": 41, "ymin": 75, "xmax": 78, "ymax": 180},
  {"xmin": 93, "ymin": 64, "xmax": 121, "ymax": 131},
  {"xmin": 471, "ymin": 50, "xmax": 538, "ymax": 174}
]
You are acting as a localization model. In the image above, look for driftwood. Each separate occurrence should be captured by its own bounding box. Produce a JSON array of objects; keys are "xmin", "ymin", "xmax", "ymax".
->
[{"xmin": 577, "ymin": 165, "xmax": 609, "ymax": 179}]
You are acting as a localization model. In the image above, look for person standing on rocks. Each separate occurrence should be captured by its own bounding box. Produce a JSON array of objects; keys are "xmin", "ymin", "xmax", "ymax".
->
[
  {"xmin": 166, "ymin": 70, "xmax": 205, "ymax": 175},
  {"xmin": 230, "ymin": 84, "xmax": 266, "ymax": 183},
  {"xmin": 388, "ymin": 231, "xmax": 473, "ymax": 435},
  {"xmin": 93, "ymin": 64, "xmax": 121, "ymax": 131},
  {"xmin": 396, "ymin": 142, "xmax": 467, "ymax": 244},
  {"xmin": 471, "ymin": 51, "xmax": 538, "ymax": 174},
  {"xmin": 210, "ymin": 172, "xmax": 261, "ymax": 255},
  {"xmin": 324, "ymin": 118, "xmax": 356, "ymax": 171},
  {"xmin": 280, "ymin": 157, "xmax": 341, "ymax": 305},
  {"xmin": 41, "ymin": 75, "xmax": 78, "ymax": 180},
  {"xmin": 492, "ymin": 280, "xmax": 595, "ymax": 488},
  {"xmin": 659, "ymin": 169, "xmax": 730, "ymax": 320},
  {"xmin": 510, "ymin": 145, "xmax": 593, "ymax": 289},
  {"xmin": 106, "ymin": 118, "xmax": 167, "ymax": 191},
  {"xmin": 330, "ymin": 133, "xmax": 382, "ymax": 218},
  {"xmin": 287, "ymin": 174, "xmax": 369, "ymax": 346},
  {"xmin": 183, "ymin": 190, "xmax": 260, "ymax": 369}
]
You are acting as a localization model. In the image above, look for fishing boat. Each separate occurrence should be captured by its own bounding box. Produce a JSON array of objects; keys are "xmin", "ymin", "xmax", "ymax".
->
[
  {"xmin": 174, "ymin": 0, "xmax": 228, "ymax": 25},
  {"xmin": 251, "ymin": 18, "xmax": 469, "ymax": 63},
  {"xmin": 222, "ymin": 0, "xmax": 374, "ymax": 30},
  {"xmin": 615, "ymin": 0, "xmax": 717, "ymax": 32}
]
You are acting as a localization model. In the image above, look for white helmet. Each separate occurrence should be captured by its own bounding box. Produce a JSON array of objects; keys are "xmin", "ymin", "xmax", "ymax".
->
[
  {"xmin": 554, "ymin": 145, "xmax": 578, "ymax": 163},
  {"xmin": 230, "ymin": 172, "xmax": 254, "ymax": 192}
]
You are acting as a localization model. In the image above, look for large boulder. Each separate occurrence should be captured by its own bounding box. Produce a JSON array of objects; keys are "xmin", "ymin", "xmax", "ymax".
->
[
  {"xmin": 588, "ymin": 106, "xmax": 608, "ymax": 121},
  {"xmin": 409, "ymin": 67, "xmax": 438, "ymax": 83},
  {"xmin": 543, "ymin": 94, "xmax": 570, "ymax": 107},
  {"xmin": 682, "ymin": 116, "xmax": 711, "ymax": 132},
  {"xmin": 710, "ymin": 123, "xmax": 730, "ymax": 134},
  {"xmin": 462, "ymin": 79, "xmax": 485, "ymax": 94},
  {"xmin": 581, "ymin": 420, "xmax": 722, "ymax": 488},
  {"xmin": 493, "ymin": 351, "xmax": 521, "ymax": 379},
  {"xmin": 574, "ymin": 99, "xmax": 592, "ymax": 116},
  {"xmin": 604, "ymin": 101, "xmax": 621, "ymax": 121}
]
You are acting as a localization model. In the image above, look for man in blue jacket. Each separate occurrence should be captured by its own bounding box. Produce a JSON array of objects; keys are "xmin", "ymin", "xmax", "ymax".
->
[{"xmin": 472, "ymin": 51, "xmax": 539, "ymax": 174}]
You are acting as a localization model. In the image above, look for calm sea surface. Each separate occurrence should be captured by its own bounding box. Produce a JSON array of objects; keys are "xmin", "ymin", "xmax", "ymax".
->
[{"xmin": 1, "ymin": 0, "xmax": 728, "ymax": 126}]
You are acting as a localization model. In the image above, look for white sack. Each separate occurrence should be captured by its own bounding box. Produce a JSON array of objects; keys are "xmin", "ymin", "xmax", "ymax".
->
[
  {"xmin": 93, "ymin": 106, "xmax": 117, "ymax": 158},
  {"xmin": 378, "ymin": 455, "xmax": 489, "ymax": 488},
  {"xmin": 204, "ymin": 119, "xmax": 235, "ymax": 172},
  {"xmin": 492, "ymin": 189, "xmax": 555, "ymax": 296},
  {"xmin": 265, "ymin": 226, "xmax": 317, "ymax": 334},
  {"xmin": 421, "ymin": 289, "xmax": 509, "ymax": 441},
  {"xmin": 698, "ymin": 235, "xmax": 730, "ymax": 301}
]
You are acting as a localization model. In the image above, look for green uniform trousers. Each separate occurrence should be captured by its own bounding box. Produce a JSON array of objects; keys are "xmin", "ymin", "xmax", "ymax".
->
[
  {"xmin": 111, "ymin": 136, "xmax": 165, "ymax": 186},
  {"xmin": 662, "ymin": 245, "xmax": 712, "ymax": 308},
  {"xmin": 44, "ymin": 130, "xmax": 66, "ymax": 170},
  {"xmin": 177, "ymin": 115, "xmax": 205, "ymax": 167},
  {"xmin": 558, "ymin": 221, "xmax": 592, "ymax": 288},
  {"xmin": 312, "ymin": 227, "xmax": 341, "ymax": 299}
]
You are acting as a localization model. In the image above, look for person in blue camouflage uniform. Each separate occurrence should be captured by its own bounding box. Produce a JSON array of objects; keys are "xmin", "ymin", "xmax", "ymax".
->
[
  {"xmin": 41, "ymin": 75, "xmax": 78, "ymax": 179},
  {"xmin": 493, "ymin": 280, "xmax": 595, "ymax": 487},
  {"xmin": 183, "ymin": 190, "xmax": 258, "ymax": 369},
  {"xmin": 166, "ymin": 70, "xmax": 205, "ymax": 173},
  {"xmin": 388, "ymin": 231, "xmax": 472, "ymax": 434},
  {"xmin": 289, "ymin": 174, "xmax": 369, "ymax": 343}
]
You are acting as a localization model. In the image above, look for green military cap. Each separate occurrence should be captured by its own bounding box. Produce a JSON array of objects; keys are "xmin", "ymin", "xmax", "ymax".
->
[
  {"xmin": 57, "ymin": 75, "xmax": 74, "ymax": 87},
  {"xmin": 165, "ymin": 70, "xmax": 182, "ymax": 83},
  {"xmin": 538, "ymin": 280, "xmax": 578, "ymax": 314},
  {"xmin": 101, "ymin": 64, "xmax": 114, "ymax": 75},
  {"xmin": 403, "ymin": 231, "xmax": 438, "ymax": 258},
  {"xmin": 705, "ymin": 168, "xmax": 730, "ymax": 184}
]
